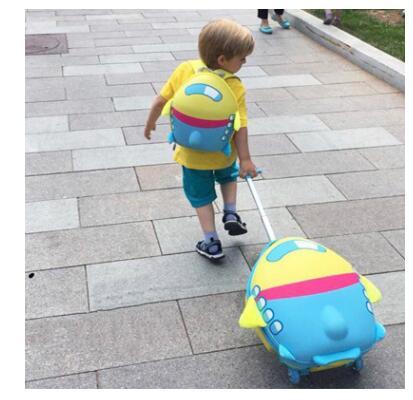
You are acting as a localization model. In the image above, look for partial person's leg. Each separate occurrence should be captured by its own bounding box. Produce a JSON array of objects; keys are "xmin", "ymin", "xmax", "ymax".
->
[
  {"xmin": 258, "ymin": 9, "xmax": 273, "ymax": 34},
  {"xmin": 324, "ymin": 9, "xmax": 334, "ymax": 25},
  {"xmin": 271, "ymin": 9, "xmax": 290, "ymax": 29}
]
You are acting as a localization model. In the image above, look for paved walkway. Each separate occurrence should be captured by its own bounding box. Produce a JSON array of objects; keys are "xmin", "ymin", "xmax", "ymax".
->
[{"xmin": 25, "ymin": 9, "xmax": 405, "ymax": 388}]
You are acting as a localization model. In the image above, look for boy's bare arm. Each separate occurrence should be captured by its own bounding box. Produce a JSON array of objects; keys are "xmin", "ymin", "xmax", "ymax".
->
[
  {"xmin": 233, "ymin": 127, "xmax": 257, "ymax": 178},
  {"xmin": 144, "ymin": 95, "xmax": 167, "ymax": 140}
]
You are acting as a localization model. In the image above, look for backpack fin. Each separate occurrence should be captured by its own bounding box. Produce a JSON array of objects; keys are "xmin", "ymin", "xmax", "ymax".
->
[
  {"xmin": 233, "ymin": 111, "xmax": 241, "ymax": 131},
  {"xmin": 359, "ymin": 275, "xmax": 382, "ymax": 303},
  {"xmin": 167, "ymin": 132, "xmax": 175, "ymax": 144},
  {"xmin": 222, "ymin": 142, "xmax": 232, "ymax": 157},
  {"xmin": 161, "ymin": 99, "xmax": 173, "ymax": 117}
]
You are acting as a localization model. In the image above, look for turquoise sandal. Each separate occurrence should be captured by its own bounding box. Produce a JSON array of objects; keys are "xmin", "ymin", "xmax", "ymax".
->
[
  {"xmin": 271, "ymin": 14, "xmax": 290, "ymax": 29},
  {"xmin": 259, "ymin": 25, "xmax": 273, "ymax": 34}
]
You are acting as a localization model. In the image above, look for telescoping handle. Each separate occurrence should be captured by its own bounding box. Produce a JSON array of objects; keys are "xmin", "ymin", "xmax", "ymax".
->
[
  {"xmin": 231, "ymin": 166, "xmax": 276, "ymax": 242},
  {"xmin": 245, "ymin": 173, "xmax": 276, "ymax": 242}
]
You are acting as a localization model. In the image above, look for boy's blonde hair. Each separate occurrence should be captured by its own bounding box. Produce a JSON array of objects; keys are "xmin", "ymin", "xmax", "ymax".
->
[{"xmin": 198, "ymin": 19, "xmax": 255, "ymax": 69}]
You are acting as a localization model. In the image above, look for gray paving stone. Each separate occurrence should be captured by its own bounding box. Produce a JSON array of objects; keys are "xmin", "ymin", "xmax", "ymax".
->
[
  {"xmin": 287, "ymin": 82, "xmax": 377, "ymax": 99},
  {"xmin": 25, "ymin": 66, "xmax": 62, "ymax": 78},
  {"xmin": 56, "ymin": 9, "xmax": 112, "ymax": 16},
  {"xmin": 26, "ymin": 75, "xmax": 106, "ymax": 92},
  {"xmin": 381, "ymin": 230, "xmax": 405, "ymax": 258},
  {"xmin": 132, "ymin": 42, "xmax": 197, "ymax": 53},
  {"xmin": 72, "ymin": 143, "xmax": 173, "ymax": 171},
  {"xmin": 98, "ymin": 345, "xmax": 289, "ymax": 389},
  {"xmin": 258, "ymin": 96, "xmax": 356, "ymax": 116},
  {"xmin": 257, "ymin": 149, "xmax": 375, "ymax": 179},
  {"xmin": 26, "ymin": 24, "xmax": 90, "ymax": 34},
  {"xmin": 25, "ymin": 115, "xmax": 69, "ymax": 134},
  {"xmin": 343, "ymin": 93, "xmax": 404, "ymax": 110},
  {"xmin": 97, "ymin": 324, "xmax": 404, "ymax": 388},
  {"xmin": 135, "ymin": 163, "xmax": 181, "ymax": 190},
  {"xmin": 100, "ymin": 52, "xmax": 175, "ymax": 64},
  {"xmin": 248, "ymin": 114, "xmax": 328, "ymax": 135},
  {"xmin": 69, "ymin": 109, "xmax": 149, "ymax": 130},
  {"xmin": 105, "ymin": 70, "xmax": 171, "ymax": 85},
  {"xmin": 25, "ymin": 128, "xmax": 125, "ymax": 152},
  {"xmin": 262, "ymin": 61, "xmax": 359, "ymax": 76},
  {"xmin": 248, "ymin": 134, "xmax": 299, "ymax": 157},
  {"xmin": 93, "ymin": 36, "xmax": 162, "ymax": 47},
  {"xmin": 314, "ymin": 232, "xmax": 405, "ymax": 275},
  {"xmin": 26, "ymin": 199, "xmax": 79, "ymax": 233},
  {"xmin": 368, "ymin": 271, "xmax": 404, "ymax": 325},
  {"xmin": 26, "ymin": 222, "xmax": 160, "ymax": 270},
  {"xmin": 79, "ymin": 188, "xmax": 195, "ymax": 226},
  {"xmin": 312, "ymin": 70, "xmax": 377, "ymax": 84},
  {"xmin": 25, "ymin": 98, "xmax": 114, "ymax": 117},
  {"xmin": 318, "ymin": 109, "xmax": 405, "ymax": 130},
  {"xmin": 63, "ymin": 62, "xmax": 143, "ymax": 76},
  {"xmin": 289, "ymin": 196, "xmax": 404, "ymax": 238},
  {"xmin": 257, "ymin": 94, "xmax": 403, "ymax": 117},
  {"xmin": 328, "ymin": 169, "xmax": 404, "ymax": 200},
  {"xmin": 26, "ymin": 86, "xmax": 66, "ymax": 102},
  {"xmin": 26, "ymin": 267, "xmax": 88, "ymax": 319},
  {"xmin": 25, "ymin": 151, "xmax": 73, "ymax": 175},
  {"xmin": 231, "ymin": 176, "xmax": 345, "ymax": 211},
  {"xmin": 358, "ymin": 145, "xmax": 404, "ymax": 169},
  {"xmin": 124, "ymin": 28, "xmax": 189, "ymax": 38},
  {"xmin": 151, "ymin": 21, "xmax": 206, "ymax": 30},
  {"xmin": 246, "ymin": 87, "xmax": 294, "ymax": 102},
  {"xmin": 26, "ymin": 372, "xmax": 97, "ymax": 389},
  {"xmin": 25, "ymin": 302, "xmax": 191, "ymax": 381},
  {"xmin": 243, "ymin": 74, "xmax": 321, "ymax": 89},
  {"xmin": 26, "ymin": 168, "xmax": 139, "ymax": 202},
  {"xmin": 87, "ymin": 13, "xmax": 144, "ymax": 20},
  {"xmin": 179, "ymin": 291, "xmax": 261, "ymax": 354},
  {"xmin": 87, "ymin": 248, "xmax": 250, "ymax": 311},
  {"xmin": 246, "ymin": 55, "xmax": 293, "ymax": 66},
  {"xmin": 90, "ymin": 23, "xmax": 152, "ymax": 33},
  {"xmin": 123, "ymin": 124, "xmax": 169, "ymax": 145},
  {"xmin": 365, "ymin": 77, "xmax": 401, "ymax": 93},
  {"xmin": 384, "ymin": 125, "xmax": 404, "ymax": 143},
  {"xmin": 288, "ymin": 127, "xmax": 401, "ymax": 152},
  {"xmin": 67, "ymin": 45, "xmax": 135, "ymax": 56},
  {"xmin": 113, "ymin": 95, "xmax": 155, "ymax": 111},
  {"xmin": 66, "ymin": 82, "xmax": 155, "ymax": 100},
  {"xmin": 154, "ymin": 208, "xmax": 305, "ymax": 255}
]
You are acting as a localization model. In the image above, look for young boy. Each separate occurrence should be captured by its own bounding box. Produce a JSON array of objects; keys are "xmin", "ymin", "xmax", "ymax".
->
[{"xmin": 144, "ymin": 19, "xmax": 257, "ymax": 260}]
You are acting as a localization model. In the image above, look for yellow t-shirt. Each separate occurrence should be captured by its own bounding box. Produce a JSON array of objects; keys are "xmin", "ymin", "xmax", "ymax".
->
[{"xmin": 159, "ymin": 60, "xmax": 248, "ymax": 170}]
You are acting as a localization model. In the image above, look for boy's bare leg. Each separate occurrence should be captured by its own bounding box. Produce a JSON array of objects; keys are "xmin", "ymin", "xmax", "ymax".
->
[
  {"xmin": 195, "ymin": 203, "xmax": 216, "ymax": 233},
  {"xmin": 220, "ymin": 181, "xmax": 237, "ymax": 205}
]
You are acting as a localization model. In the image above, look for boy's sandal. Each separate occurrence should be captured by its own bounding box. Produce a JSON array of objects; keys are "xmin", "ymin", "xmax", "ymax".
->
[
  {"xmin": 223, "ymin": 212, "xmax": 248, "ymax": 236},
  {"xmin": 259, "ymin": 25, "xmax": 273, "ymax": 34},
  {"xmin": 196, "ymin": 239, "xmax": 225, "ymax": 261}
]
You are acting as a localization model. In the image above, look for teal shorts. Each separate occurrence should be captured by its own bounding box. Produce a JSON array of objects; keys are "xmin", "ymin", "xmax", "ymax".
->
[{"xmin": 182, "ymin": 162, "xmax": 239, "ymax": 208}]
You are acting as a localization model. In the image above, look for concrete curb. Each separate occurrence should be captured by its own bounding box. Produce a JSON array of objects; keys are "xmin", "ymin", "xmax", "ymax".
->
[{"xmin": 284, "ymin": 9, "xmax": 405, "ymax": 92}]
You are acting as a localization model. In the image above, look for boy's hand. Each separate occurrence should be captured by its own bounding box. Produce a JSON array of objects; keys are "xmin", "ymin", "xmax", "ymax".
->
[
  {"xmin": 239, "ymin": 159, "xmax": 257, "ymax": 178},
  {"xmin": 144, "ymin": 122, "xmax": 155, "ymax": 140}
]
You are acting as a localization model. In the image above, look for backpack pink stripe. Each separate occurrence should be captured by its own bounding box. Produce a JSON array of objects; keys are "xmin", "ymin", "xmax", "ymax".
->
[
  {"xmin": 259, "ymin": 273, "xmax": 359, "ymax": 300},
  {"xmin": 172, "ymin": 108, "xmax": 229, "ymax": 128}
]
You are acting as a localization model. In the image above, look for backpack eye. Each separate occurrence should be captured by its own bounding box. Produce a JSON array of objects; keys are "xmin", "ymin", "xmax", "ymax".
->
[{"xmin": 185, "ymin": 83, "xmax": 222, "ymax": 101}]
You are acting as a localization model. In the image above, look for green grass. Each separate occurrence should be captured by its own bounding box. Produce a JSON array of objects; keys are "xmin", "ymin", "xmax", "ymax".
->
[{"xmin": 306, "ymin": 9, "xmax": 405, "ymax": 61}]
